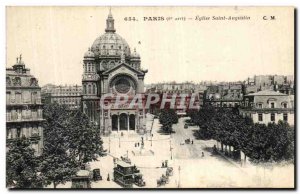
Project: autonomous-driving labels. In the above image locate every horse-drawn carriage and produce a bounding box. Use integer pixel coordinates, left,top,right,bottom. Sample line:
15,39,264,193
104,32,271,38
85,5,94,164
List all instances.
166,167,173,176
134,174,146,187
185,138,191,144
121,156,131,164
157,174,169,187
92,168,102,181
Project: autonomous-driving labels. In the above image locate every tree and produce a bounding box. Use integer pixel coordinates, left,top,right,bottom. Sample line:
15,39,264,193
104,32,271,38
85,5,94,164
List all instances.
159,109,178,133
6,137,43,188
41,103,78,188
41,103,107,188
192,105,294,164
68,110,106,167
284,122,294,161
238,121,294,164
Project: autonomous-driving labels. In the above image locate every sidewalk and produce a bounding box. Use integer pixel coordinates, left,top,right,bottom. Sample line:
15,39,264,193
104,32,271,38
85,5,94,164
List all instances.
214,149,248,174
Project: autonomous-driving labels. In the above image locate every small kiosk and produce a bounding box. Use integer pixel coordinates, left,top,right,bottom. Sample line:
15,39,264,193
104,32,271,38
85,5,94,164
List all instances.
71,170,91,188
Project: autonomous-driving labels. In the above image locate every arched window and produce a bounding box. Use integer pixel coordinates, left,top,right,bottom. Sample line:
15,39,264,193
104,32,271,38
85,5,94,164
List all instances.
83,85,87,94
93,84,96,94
88,85,91,94
88,64,91,72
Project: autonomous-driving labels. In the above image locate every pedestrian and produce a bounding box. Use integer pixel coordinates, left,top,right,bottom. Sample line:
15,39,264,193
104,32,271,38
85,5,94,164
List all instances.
162,161,165,168
138,142,140,147
213,145,217,153
135,143,137,147
107,173,110,181
202,152,205,157
191,140,193,144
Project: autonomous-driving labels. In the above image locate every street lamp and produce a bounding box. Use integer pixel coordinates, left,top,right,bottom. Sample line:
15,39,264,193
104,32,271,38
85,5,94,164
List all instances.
170,139,173,160
178,166,181,188
109,136,111,153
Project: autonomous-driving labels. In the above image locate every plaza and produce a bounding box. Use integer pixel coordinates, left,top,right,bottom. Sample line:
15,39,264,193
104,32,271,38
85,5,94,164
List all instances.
51,114,294,188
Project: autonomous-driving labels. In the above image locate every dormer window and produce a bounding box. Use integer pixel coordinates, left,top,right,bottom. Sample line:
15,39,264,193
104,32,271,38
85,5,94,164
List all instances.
282,103,287,108
270,102,275,108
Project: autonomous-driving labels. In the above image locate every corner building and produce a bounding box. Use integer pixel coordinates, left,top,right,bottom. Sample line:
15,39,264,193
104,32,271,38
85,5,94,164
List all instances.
6,56,44,155
82,10,148,135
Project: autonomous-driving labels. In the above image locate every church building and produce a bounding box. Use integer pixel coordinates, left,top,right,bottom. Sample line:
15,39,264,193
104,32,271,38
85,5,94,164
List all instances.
82,10,148,135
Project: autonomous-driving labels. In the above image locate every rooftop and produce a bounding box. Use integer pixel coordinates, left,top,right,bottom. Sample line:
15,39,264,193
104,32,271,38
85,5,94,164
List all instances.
246,90,287,96
116,160,133,168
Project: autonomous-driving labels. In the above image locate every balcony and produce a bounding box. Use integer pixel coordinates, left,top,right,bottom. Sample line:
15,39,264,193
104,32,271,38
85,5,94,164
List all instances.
6,102,43,107
7,135,41,143
240,107,294,113
6,118,45,123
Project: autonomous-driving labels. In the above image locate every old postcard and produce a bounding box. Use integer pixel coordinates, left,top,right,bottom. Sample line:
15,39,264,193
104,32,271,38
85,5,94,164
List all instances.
6,6,295,189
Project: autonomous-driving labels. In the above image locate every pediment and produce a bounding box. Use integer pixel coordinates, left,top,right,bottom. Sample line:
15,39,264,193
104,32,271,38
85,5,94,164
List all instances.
102,62,145,76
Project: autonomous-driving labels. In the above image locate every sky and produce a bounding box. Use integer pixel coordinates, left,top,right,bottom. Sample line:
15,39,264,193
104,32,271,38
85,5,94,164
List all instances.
6,6,294,86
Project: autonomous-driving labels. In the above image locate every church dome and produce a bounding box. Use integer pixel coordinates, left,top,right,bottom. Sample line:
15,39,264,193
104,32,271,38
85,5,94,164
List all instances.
91,33,131,58
90,10,131,58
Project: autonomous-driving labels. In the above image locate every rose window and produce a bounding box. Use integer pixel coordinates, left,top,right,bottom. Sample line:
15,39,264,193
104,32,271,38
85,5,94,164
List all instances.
115,78,131,93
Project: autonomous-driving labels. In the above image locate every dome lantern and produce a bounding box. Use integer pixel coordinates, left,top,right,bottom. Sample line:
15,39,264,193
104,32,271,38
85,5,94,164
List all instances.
90,9,132,60
105,8,116,33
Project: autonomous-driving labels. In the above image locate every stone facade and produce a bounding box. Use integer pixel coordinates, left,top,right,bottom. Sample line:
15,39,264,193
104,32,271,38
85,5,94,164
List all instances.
204,83,244,108
6,56,44,155
240,90,294,126
145,82,202,115
82,10,148,135
41,84,82,110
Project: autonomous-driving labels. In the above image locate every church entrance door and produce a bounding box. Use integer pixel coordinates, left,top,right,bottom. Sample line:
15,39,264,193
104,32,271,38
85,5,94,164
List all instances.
129,114,135,130
112,115,118,131
119,113,128,131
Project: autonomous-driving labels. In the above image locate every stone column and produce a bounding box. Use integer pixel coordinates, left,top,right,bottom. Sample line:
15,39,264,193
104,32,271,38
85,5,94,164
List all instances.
101,107,104,135
135,112,138,133
118,114,120,133
127,113,130,132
